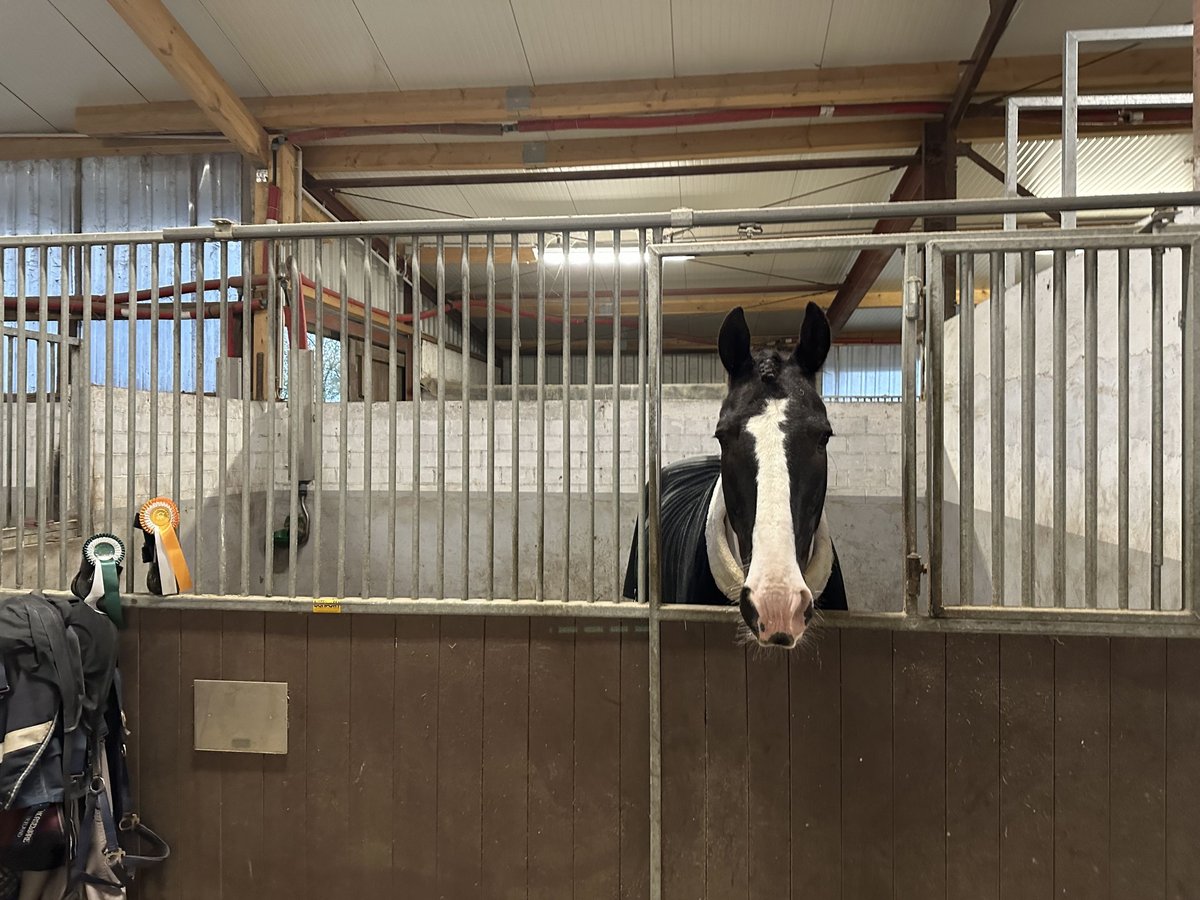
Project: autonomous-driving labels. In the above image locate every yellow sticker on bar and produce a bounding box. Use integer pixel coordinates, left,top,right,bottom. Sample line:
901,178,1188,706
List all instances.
312,600,343,614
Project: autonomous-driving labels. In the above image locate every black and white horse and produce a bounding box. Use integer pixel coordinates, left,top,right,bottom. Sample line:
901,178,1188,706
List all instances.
623,301,847,648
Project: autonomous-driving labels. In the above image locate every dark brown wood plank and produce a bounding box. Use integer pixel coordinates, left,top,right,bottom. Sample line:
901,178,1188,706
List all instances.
528,618,575,900
661,621,706,900
262,612,309,897
178,611,223,900
892,632,947,900
305,613,353,895
394,617,440,895
619,619,650,900
705,623,749,899
574,620,622,898
998,634,1054,900
840,629,894,900
791,630,841,899
349,614,398,895
1166,639,1200,899
133,610,181,900
436,616,485,900
481,617,530,900
1110,637,1166,900
747,638,791,900
218,612,265,897
1053,637,1110,898
946,633,1000,900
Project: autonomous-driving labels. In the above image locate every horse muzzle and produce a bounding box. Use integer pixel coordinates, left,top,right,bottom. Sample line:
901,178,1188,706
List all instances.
739,580,813,649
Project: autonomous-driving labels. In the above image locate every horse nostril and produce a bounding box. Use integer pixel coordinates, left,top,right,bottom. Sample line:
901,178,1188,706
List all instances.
739,591,760,634
769,633,792,646
803,602,814,625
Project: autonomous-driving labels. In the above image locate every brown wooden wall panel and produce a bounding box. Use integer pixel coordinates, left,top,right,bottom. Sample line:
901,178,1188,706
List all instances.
946,634,1000,900
218,613,265,898
840,629,893,900
704,623,750,899
348,615,397,895
1166,640,1200,899
393,617,440,894
574,621,622,898
746,648,790,900
123,613,1200,900
177,611,223,900
481,617,531,900
261,612,309,899
619,621,650,900
998,635,1054,900
790,630,842,898
661,621,706,900
528,618,576,900
436,616,486,899
1053,638,1111,898
892,632,947,900
304,614,352,894
1110,638,1166,899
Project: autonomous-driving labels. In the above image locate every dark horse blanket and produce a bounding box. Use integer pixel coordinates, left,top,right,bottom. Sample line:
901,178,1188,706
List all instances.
622,455,847,608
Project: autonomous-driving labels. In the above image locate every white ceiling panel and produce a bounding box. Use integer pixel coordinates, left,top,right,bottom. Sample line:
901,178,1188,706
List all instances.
996,0,1190,58
562,176,682,214
0,0,145,130
0,85,52,133
455,181,578,217
343,184,475,219
820,0,982,67
671,0,834,75
509,0,674,83
352,0,531,88
193,0,397,95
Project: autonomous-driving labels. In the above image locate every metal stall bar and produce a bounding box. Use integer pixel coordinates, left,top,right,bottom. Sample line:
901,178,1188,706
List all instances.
901,243,921,615
1084,249,1098,607
194,243,206,591
264,243,277,595
612,230,623,603
509,234,519,602
313,249,327,598
461,233,472,601
436,236,447,601
1117,249,1130,609
644,244,665,900
485,234,496,602
1020,251,1035,607
286,250,301,600
1052,250,1067,607
561,230,571,603
0,247,6,585
1186,242,1199,614
989,251,1005,605
587,230,597,602
535,232,546,602
57,241,69,588
363,240,375,600
35,246,48,587
239,241,252,595
928,244,947,615
411,237,422,603
387,238,399,599
959,252,974,606
1151,246,1164,610
637,229,653,608
338,240,350,598
125,243,138,593
171,243,181,530
104,245,116,534
1062,24,1193,229
218,241,230,596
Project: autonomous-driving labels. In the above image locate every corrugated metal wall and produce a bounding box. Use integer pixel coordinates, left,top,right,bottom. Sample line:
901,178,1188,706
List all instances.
1,154,244,393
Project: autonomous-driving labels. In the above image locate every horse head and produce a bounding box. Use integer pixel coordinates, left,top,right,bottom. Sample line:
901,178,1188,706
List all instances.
712,301,835,649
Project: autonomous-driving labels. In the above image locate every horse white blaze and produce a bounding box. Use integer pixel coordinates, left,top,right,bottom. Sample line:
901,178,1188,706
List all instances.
743,398,812,642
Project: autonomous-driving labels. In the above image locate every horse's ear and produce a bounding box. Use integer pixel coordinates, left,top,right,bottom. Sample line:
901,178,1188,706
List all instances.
792,301,831,377
718,307,753,378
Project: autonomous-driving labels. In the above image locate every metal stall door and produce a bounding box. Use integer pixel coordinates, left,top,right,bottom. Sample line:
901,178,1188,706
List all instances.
921,229,1200,623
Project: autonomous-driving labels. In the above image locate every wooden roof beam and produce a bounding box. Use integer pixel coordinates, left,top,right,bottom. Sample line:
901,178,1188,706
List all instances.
75,46,1190,138
105,0,270,164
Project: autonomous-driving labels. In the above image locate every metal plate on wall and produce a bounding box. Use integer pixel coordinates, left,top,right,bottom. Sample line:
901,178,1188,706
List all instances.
194,680,288,754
